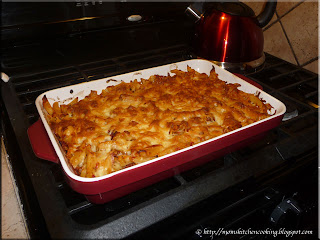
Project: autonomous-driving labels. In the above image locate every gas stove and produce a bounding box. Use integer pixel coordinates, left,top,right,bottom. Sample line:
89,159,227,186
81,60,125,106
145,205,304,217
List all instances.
1,2,318,239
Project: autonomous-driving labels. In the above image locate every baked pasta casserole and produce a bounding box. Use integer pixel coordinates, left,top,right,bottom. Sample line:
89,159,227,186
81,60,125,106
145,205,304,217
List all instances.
43,66,273,178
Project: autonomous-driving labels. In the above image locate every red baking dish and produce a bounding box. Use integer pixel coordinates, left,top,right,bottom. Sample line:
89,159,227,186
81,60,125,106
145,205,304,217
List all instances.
29,59,286,204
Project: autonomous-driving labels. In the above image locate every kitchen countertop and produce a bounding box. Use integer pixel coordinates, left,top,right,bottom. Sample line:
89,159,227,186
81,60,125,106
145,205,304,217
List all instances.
1,137,29,239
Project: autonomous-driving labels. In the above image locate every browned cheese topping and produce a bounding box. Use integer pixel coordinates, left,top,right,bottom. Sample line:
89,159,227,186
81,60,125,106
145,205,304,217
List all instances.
43,66,273,178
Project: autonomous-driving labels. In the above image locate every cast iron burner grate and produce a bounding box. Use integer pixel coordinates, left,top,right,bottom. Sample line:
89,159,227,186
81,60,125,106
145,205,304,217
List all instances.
1,48,318,239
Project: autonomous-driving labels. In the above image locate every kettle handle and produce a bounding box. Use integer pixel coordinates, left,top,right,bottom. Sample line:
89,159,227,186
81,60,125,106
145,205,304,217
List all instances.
256,1,277,28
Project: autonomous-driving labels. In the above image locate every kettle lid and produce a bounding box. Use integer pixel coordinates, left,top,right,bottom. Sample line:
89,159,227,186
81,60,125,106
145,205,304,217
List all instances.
211,2,255,17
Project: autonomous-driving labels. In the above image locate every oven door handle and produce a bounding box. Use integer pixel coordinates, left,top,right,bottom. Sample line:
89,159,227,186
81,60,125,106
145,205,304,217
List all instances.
27,119,59,163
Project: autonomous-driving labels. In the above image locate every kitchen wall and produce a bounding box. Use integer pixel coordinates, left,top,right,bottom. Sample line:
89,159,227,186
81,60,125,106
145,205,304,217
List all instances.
243,0,319,74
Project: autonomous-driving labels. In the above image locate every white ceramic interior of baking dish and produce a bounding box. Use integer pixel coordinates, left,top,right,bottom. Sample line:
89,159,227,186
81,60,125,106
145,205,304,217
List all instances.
35,59,286,182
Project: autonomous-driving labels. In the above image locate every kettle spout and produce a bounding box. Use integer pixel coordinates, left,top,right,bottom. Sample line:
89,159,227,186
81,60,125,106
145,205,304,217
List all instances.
185,2,205,22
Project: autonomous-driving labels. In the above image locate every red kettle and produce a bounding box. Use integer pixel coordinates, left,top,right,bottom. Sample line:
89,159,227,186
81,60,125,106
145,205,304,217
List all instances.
186,1,277,72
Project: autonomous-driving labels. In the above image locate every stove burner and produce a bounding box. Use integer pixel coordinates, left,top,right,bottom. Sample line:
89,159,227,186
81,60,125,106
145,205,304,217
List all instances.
282,109,299,121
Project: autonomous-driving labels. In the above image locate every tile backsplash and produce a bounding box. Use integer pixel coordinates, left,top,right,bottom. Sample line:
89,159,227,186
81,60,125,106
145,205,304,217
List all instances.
243,0,319,74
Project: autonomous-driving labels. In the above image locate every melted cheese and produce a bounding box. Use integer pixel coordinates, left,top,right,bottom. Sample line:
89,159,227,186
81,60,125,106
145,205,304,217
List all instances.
43,66,272,178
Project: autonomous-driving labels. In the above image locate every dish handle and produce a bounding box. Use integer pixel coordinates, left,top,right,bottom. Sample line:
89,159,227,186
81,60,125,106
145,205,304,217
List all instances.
27,119,59,163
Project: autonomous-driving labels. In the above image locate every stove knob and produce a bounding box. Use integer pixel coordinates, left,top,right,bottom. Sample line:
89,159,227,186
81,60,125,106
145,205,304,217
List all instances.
270,197,302,227
1,72,10,82
127,15,142,22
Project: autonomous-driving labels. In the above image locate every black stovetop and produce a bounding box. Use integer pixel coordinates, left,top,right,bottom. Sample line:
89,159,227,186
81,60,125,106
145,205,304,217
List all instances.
1,40,318,239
